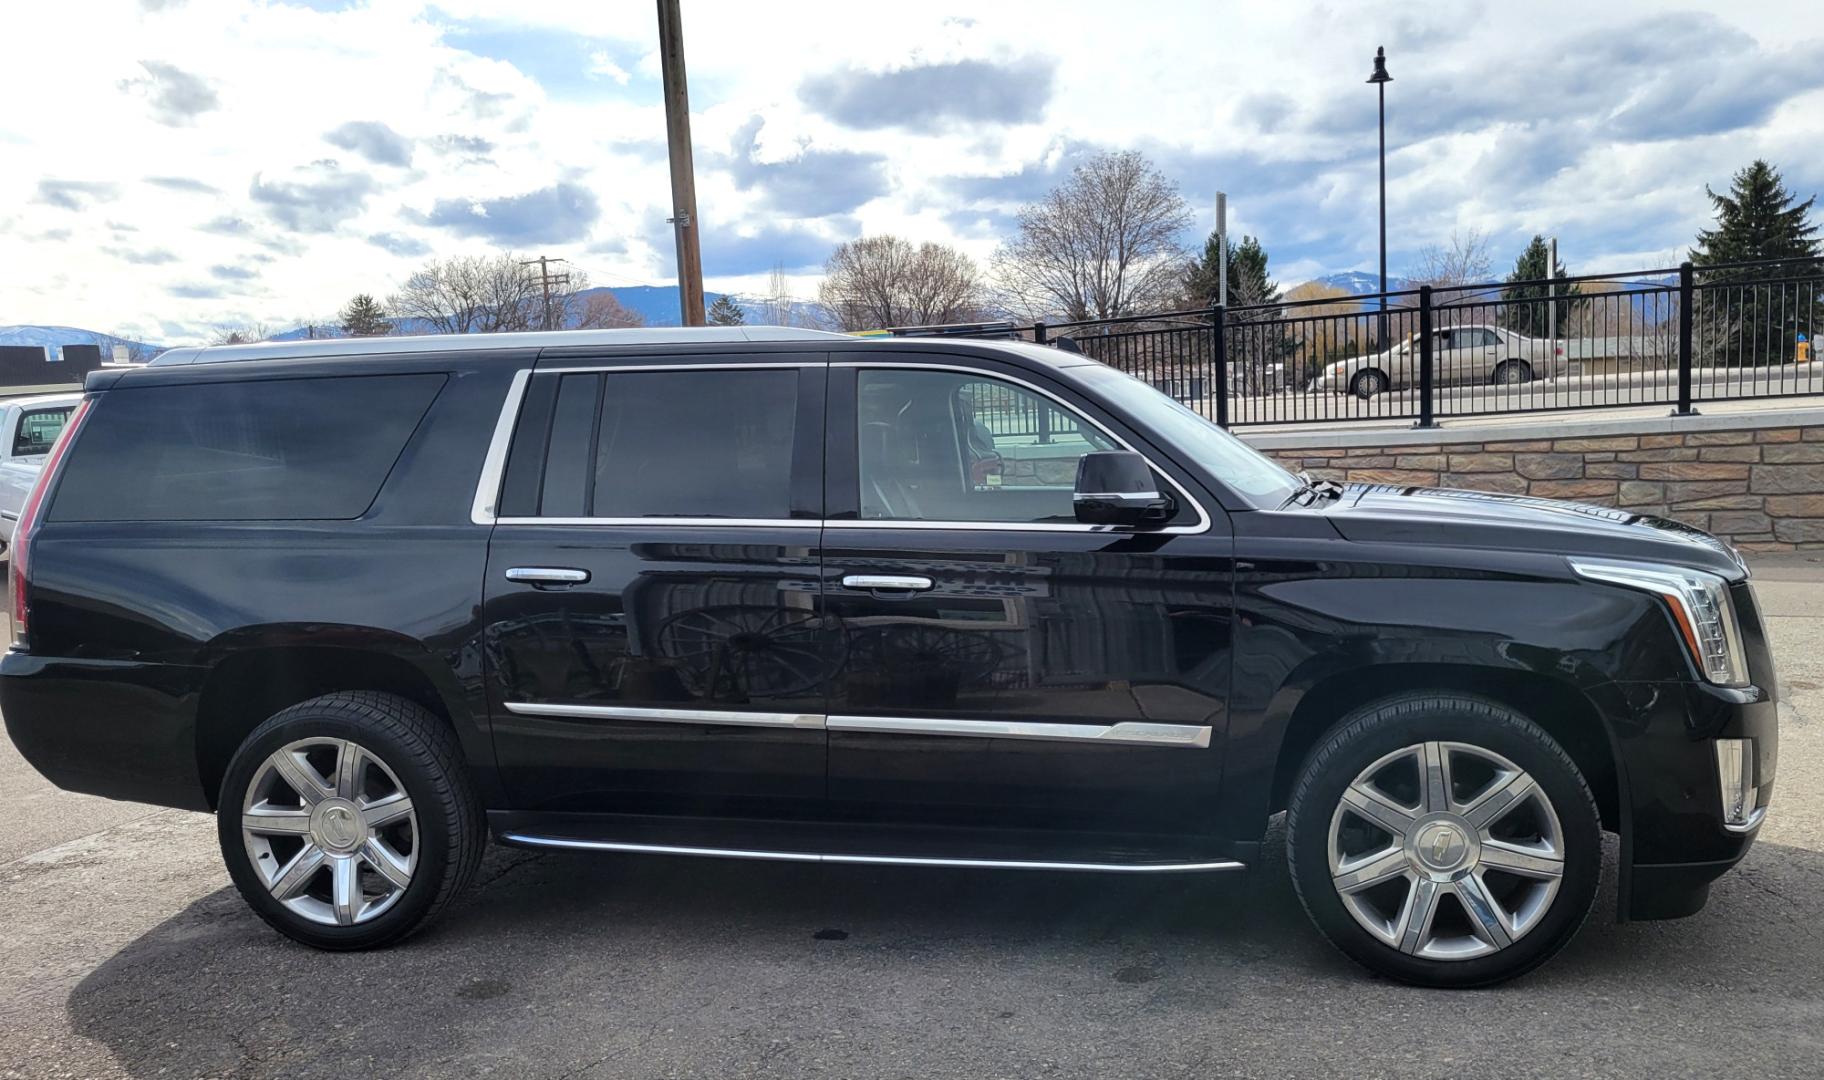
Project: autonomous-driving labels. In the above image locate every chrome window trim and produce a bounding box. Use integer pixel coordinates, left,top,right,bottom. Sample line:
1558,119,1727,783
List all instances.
471,358,1217,536
498,835,1245,873
836,360,1211,535
470,367,533,525
502,701,825,729
827,714,1211,749
531,361,822,374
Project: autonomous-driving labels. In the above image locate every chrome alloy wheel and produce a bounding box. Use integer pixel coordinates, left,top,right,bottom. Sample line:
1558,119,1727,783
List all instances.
1327,741,1565,961
240,738,418,927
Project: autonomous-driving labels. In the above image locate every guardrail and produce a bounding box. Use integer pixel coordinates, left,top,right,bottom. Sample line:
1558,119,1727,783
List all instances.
903,256,1824,428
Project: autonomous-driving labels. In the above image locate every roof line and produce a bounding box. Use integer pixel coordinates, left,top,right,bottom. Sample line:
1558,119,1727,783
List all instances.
149,325,850,366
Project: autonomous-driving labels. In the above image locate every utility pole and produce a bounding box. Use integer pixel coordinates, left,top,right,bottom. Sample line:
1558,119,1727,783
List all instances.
521,255,572,331
657,0,706,326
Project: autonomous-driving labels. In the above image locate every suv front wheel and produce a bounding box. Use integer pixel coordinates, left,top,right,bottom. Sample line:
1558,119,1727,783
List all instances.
217,692,485,950
1286,692,1601,987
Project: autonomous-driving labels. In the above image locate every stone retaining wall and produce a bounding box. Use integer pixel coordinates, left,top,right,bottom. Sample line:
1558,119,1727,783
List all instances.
1242,413,1824,550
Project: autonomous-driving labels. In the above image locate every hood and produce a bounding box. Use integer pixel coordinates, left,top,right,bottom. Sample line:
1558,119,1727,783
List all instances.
1318,483,1747,579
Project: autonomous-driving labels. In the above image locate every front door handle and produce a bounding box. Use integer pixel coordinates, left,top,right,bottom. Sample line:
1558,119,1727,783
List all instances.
505,567,591,587
841,574,935,592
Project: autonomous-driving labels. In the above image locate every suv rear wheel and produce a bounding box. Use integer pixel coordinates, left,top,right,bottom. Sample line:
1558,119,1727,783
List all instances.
1286,692,1600,987
217,691,484,950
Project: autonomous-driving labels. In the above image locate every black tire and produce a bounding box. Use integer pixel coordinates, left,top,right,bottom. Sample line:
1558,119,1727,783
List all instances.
1493,358,1534,385
1350,369,1388,399
1286,692,1600,988
217,691,485,950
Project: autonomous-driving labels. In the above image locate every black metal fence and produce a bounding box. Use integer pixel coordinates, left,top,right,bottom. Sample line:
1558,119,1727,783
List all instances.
902,256,1824,429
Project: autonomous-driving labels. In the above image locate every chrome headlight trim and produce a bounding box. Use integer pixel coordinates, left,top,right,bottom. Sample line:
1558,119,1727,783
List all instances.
1569,557,1748,687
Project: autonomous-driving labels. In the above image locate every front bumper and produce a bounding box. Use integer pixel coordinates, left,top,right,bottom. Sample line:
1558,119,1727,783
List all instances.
1604,676,1778,921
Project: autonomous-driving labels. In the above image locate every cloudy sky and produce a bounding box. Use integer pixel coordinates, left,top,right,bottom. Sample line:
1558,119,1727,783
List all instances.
3,0,1822,344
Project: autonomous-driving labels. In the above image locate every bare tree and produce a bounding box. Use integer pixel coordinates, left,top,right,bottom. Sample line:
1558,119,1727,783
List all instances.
754,264,819,327
991,151,1192,321
387,252,544,334
817,235,985,331
210,321,275,345
1409,228,1495,329
574,290,645,329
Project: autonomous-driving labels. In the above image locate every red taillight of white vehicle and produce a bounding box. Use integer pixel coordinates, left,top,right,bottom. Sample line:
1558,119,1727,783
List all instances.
12,397,91,647
1555,345,1564,356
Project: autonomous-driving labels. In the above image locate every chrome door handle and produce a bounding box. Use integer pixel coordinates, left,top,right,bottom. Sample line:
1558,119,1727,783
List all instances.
841,574,934,592
505,567,591,586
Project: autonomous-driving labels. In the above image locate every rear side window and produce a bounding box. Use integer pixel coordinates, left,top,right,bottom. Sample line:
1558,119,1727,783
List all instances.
12,406,73,456
504,367,799,519
49,374,444,522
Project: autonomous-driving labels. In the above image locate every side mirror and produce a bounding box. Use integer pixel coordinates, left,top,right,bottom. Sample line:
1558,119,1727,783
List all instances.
1073,451,1174,528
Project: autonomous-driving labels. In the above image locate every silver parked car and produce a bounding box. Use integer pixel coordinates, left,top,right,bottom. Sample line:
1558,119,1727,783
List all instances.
1314,325,1566,398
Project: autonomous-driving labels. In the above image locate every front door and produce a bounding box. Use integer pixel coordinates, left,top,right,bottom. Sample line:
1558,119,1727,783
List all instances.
819,360,1235,843
481,356,834,819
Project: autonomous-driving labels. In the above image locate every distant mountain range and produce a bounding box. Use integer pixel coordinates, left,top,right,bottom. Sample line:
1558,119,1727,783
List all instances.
1312,271,1415,296
4,270,1681,358
268,286,826,342
0,324,163,360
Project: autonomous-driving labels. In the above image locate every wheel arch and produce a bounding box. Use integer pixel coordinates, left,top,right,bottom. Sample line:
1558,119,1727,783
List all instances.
1266,663,1622,833
194,632,483,810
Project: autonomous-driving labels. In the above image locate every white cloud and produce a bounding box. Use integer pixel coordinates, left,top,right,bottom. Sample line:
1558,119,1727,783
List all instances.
588,51,631,85
1,0,1822,343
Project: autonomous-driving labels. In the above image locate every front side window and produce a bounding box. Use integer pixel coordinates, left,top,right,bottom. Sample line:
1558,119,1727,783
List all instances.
11,406,73,457
856,368,1117,524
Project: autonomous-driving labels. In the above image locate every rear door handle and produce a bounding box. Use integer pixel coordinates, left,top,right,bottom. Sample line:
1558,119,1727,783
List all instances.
841,574,934,592
505,567,591,587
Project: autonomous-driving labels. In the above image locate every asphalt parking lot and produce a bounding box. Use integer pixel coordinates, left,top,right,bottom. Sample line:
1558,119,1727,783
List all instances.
2,555,1822,1080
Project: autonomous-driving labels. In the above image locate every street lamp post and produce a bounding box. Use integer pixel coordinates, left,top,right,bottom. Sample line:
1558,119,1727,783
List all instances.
1367,45,1391,350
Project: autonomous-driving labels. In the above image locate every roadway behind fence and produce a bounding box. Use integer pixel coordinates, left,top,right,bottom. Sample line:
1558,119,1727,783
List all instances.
899,255,1824,429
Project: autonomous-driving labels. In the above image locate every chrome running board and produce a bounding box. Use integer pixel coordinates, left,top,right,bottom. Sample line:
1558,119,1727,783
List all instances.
498,833,1246,873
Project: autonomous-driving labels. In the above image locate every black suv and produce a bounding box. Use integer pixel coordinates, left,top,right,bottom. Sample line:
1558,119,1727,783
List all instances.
0,328,1777,987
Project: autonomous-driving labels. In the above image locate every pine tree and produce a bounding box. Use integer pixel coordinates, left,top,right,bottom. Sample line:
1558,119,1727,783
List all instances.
1182,233,1281,314
1690,161,1821,364
339,293,391,337
1497,236,1582,338
707,294,746,326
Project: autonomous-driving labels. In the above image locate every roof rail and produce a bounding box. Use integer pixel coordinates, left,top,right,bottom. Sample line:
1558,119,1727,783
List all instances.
149,325,849,366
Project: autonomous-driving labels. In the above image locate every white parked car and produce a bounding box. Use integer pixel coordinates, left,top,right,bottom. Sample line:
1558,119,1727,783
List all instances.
1314,325,1567,398
0,393,82,554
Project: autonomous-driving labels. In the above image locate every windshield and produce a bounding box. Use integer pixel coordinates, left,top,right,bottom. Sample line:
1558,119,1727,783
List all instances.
1068,364,1302,506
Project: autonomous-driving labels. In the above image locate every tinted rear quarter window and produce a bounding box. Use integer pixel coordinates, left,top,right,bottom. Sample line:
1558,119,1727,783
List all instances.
50,373,445,521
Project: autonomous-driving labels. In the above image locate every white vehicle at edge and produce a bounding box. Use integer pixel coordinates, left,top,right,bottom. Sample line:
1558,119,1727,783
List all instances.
1314,324,1567,398
0,393,82,555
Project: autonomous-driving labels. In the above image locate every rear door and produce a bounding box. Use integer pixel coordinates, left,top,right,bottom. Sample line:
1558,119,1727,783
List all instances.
480,355,834,820
818,358,1236,843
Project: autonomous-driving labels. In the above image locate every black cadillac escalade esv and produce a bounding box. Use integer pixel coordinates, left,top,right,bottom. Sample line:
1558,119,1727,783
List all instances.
0,327,1778,987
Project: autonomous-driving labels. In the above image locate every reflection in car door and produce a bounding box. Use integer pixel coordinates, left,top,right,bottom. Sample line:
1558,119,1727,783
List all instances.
818,359,1237,848
481,356,836,821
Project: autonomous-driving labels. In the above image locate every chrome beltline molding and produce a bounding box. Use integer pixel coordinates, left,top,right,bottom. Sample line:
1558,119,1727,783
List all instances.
498,834,1245,873
500,701,1211,748
826,714,1212,748
501,702,824,729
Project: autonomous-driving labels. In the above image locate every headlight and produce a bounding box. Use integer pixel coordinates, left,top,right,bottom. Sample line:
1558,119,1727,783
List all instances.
1569,558,1748,686
1326,361,1349,376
